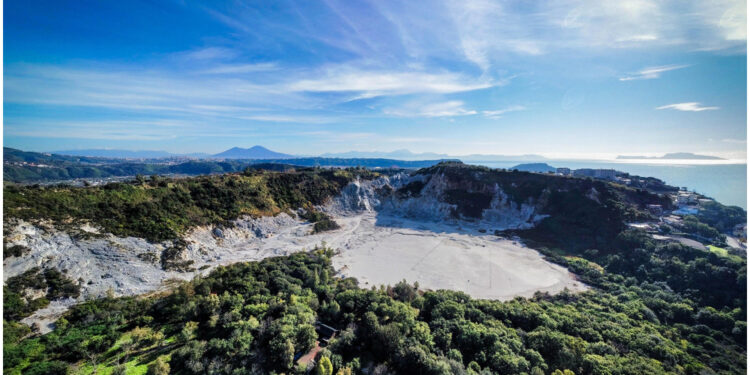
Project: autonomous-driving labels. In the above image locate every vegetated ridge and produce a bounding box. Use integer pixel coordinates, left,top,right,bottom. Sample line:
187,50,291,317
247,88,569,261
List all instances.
3,147,453,183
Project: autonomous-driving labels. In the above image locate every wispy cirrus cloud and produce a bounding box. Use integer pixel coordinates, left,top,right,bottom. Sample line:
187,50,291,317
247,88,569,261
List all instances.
203,0,746,74
295,130,376,141
5,63,497,113
482,105,526,119
721,138,747,144
4,119,193,140
174,46,239,61
384,100,477,117
656,102,720,111
287,68,498,98
201,63,279,75
619,64,689,81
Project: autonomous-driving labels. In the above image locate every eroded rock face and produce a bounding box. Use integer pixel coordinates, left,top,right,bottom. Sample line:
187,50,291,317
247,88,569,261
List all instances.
327,172,546,229
4,220,171,298
481,186,548,229
3,214,307,316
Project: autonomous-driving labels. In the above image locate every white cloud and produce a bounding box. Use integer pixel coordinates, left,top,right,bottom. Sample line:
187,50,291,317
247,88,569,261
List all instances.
200,0,746,77
201,63,278,74
297,130,376,141
619,64,688,81
615,34,658,42
444,0,546,70
384,100,477,117
554,0,746,51
177,47,239,61
721,138,747,144
656,102,720,111
287,68,497,97
386,137,443,143
701,0,747,42
4,119,193,140
5,63,496,118
482,105,526,118
236,114,335,124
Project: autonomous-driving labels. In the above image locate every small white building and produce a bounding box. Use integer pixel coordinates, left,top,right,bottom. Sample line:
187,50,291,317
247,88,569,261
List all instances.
675,191,698,206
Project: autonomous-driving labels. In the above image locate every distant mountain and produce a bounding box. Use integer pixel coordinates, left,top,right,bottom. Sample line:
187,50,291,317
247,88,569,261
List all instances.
511,163,556,173
213,146,295,159
617,152,725,160
53,149,176,159
322,149,546,162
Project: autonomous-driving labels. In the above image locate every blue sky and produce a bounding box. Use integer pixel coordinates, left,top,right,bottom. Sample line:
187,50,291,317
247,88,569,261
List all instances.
4,0,747,159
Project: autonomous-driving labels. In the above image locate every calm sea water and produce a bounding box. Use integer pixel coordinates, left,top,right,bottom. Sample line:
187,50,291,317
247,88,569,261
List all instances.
475,161,747,210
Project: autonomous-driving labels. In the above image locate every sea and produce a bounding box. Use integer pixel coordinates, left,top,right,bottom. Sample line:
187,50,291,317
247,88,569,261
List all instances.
474,160,747,210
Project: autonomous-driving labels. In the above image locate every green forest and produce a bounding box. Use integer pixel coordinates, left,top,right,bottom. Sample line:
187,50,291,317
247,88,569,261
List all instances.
4,247,745,375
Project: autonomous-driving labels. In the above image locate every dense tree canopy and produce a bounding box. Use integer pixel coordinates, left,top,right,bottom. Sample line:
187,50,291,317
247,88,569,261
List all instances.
4,248,745,374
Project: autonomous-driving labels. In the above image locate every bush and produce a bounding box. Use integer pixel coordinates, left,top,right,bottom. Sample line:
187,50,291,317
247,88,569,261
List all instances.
313,218,340,233
3,244,30,259
147,356,170,375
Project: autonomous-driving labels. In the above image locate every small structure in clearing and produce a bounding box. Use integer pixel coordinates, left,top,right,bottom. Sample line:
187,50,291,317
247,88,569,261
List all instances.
296,322,339,370
316,321,338,345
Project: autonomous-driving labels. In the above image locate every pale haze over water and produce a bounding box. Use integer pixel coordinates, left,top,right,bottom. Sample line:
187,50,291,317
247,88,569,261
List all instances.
479,161,747,209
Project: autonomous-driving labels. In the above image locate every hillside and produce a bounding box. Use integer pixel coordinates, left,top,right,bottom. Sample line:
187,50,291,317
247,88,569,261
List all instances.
3,148,453,183
4,168,373,242
3,147,126,165
3,162,746,375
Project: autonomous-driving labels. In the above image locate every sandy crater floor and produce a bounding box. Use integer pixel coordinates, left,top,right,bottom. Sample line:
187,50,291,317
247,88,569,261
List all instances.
10,211,587,332
327,213,587,299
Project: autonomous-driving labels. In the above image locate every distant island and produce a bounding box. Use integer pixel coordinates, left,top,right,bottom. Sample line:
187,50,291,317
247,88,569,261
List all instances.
617,152,725,160
510,162,556,173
